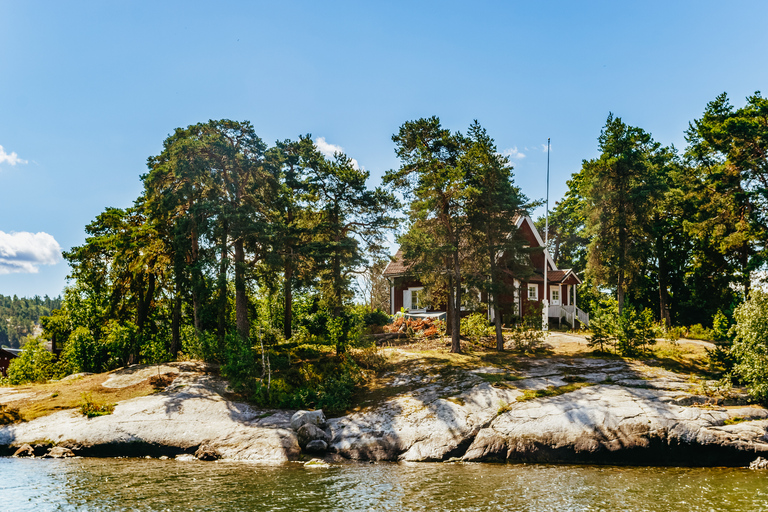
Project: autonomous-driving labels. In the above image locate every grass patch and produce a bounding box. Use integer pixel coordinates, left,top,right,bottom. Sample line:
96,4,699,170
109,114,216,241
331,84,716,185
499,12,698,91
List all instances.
478,372,523,384
645,340,713,378
78,392,115,418
0,404,23,425
3,372,157,421
517,382,594,402
724,416,753,425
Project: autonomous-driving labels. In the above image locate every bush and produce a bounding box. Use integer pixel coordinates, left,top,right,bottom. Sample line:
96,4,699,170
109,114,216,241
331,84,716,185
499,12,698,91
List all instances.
79,392,115,418
585,300,656,356
460,313,493,345
6,336,57,385
508,306,547,353
363,309,390,327
731,291,768,402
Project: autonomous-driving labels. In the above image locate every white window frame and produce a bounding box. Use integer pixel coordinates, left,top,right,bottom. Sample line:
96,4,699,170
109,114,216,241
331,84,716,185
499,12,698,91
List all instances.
403,287,425,312
527,284,538,301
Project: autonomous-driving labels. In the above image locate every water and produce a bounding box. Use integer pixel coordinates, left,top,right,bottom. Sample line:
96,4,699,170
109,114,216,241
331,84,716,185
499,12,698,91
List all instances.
2,457,767,511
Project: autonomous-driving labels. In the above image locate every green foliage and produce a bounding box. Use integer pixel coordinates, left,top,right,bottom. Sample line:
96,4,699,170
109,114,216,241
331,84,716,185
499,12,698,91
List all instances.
6,336,57,385
708,310,735,374
509,305,547,353
179,326,220,362
712,310,732,343
731,291,768,402
586,299,656,356
59,326,106,374
362,309,390,327
78,392,115,418
586,306,616,353
0,294,62,348
460,313,493,344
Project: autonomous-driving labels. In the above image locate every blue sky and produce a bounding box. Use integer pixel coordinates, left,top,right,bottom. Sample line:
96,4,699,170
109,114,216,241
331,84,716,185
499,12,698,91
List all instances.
1,1,767,298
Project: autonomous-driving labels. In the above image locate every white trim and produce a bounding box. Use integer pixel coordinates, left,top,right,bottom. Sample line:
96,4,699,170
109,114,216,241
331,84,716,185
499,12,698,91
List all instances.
390,282,395,314
404,286,426,312
550,287,560,306
527,283,538,301
516,215,558,271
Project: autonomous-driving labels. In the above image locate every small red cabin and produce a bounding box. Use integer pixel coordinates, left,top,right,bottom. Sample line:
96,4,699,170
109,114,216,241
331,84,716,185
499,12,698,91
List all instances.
0,348,21,377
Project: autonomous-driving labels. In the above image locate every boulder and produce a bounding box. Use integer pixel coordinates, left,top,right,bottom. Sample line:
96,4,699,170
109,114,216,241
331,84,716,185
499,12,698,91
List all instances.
291,410,326,431
195,444,219,461
297,423,330,449
750,456,768,469
44,446,75,458
305,440,328,453
12,444,34,457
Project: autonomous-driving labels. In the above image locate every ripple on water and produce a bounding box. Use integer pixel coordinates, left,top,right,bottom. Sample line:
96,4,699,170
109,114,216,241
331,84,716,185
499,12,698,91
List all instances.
1,458,767,512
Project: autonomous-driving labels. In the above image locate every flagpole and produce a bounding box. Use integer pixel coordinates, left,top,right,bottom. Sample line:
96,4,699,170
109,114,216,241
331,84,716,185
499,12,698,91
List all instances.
543,138,550,331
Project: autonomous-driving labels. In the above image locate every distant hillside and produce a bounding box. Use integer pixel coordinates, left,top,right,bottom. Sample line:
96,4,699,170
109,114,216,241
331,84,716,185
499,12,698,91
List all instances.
0,294,62,348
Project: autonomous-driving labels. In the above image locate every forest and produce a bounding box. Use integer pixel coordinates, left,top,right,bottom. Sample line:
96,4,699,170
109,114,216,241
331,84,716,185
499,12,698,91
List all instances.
0,294,61,348
5,91,768,406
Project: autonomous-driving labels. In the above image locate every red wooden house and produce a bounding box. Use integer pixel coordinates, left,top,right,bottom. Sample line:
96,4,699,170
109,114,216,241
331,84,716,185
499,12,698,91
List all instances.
382,215,589,328
0,348,21,377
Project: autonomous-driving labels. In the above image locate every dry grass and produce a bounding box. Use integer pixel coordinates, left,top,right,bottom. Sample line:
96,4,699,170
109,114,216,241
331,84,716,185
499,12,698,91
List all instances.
517,382,594,401
3,372,157,422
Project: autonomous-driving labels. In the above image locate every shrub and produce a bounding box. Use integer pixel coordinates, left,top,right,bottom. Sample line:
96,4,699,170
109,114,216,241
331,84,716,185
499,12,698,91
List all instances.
509,307,547,353
363,309,390,327
585,301,656,356
180,326,220,362
731,291,768,402
460,313,493,345
6,336,57,385
79,392,115,418
687,324,714,341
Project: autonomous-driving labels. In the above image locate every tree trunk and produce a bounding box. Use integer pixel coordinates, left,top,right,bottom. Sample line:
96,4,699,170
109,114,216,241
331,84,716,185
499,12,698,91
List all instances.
234,238,248,340
283,256,293,340
218,223,228,346
489,256,504,351
617,271,625,315
190,228,202,334
656,233,671,328
446,275,453,336
451,250,462,354
171,291,181,357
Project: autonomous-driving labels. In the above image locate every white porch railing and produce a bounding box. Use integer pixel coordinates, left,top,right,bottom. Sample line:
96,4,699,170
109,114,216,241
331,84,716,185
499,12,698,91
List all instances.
549,304,589,328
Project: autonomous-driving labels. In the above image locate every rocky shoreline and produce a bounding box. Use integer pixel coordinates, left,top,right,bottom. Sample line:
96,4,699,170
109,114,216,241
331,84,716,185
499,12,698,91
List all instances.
2,355,768,466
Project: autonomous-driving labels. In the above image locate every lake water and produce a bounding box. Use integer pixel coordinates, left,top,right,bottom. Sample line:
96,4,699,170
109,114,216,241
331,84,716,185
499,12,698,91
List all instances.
2,457,767,511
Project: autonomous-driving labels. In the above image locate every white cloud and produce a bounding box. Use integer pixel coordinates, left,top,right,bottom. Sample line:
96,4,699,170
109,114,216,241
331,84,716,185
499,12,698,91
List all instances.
0,145,27,166
541,143,552,153
0,231,62,274
502,146,526,159
314,137,361,170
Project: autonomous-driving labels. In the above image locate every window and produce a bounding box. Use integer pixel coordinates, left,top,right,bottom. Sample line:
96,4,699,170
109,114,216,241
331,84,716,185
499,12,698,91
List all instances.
527,284,538,300
411,288,424,310
404,287,425,311
551,289,560,305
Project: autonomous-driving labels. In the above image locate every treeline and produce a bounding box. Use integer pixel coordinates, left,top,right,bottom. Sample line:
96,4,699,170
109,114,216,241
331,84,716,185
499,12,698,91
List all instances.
38,116,537,382
42,120,399,376
0,294,62,347
541,92,768,329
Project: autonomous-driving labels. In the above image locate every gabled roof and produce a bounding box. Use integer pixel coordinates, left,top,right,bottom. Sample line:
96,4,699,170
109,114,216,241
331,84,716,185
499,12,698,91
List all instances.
383,249,410,277
527,269,581,284
383,214,561,278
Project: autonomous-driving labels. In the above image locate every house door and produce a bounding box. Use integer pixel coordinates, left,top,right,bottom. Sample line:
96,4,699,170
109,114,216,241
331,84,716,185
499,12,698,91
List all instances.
550,288,560,306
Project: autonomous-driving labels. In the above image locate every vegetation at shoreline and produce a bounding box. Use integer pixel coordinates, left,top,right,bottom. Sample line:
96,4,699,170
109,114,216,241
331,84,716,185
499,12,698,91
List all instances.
3,90,768,408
